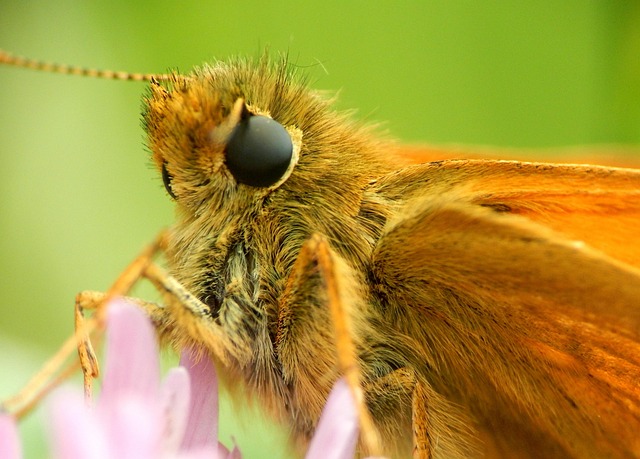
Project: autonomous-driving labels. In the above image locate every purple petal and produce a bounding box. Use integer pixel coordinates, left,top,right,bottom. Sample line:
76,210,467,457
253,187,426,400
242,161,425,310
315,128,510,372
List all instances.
48,388,109,459
0,413,22,459
178,349,219,452
305,378,359,459
159,367,191,454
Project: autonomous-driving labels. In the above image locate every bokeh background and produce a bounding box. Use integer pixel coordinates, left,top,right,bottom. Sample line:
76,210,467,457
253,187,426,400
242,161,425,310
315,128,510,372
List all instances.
1,1,638,457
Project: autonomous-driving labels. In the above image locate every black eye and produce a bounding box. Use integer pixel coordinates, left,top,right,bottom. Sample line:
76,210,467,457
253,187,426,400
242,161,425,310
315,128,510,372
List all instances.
161,162,177,199
225,115,293,187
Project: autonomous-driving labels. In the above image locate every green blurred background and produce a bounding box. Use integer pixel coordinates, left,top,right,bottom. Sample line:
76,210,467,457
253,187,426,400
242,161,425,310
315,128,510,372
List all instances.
0,1,638,457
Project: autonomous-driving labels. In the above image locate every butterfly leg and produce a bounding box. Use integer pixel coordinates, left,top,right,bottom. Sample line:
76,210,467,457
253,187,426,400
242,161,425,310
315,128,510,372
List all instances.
75,249,231,399
74,231,168,396
3,294,169,417
412,379,431,459
360,366,434,459
75,290,177,386
2,231,169,416
141,262,231,361
276,233,382,456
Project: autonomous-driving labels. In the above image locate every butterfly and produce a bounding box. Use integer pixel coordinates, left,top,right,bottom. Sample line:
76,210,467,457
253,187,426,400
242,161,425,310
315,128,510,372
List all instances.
2,50,639,458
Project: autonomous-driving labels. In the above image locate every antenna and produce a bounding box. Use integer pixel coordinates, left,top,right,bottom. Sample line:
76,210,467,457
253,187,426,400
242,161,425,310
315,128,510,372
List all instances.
0,48,171,81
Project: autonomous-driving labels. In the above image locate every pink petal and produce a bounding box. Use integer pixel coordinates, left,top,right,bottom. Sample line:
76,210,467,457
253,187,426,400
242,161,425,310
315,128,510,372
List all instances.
173,450,226,459
106,396,165,459
0,412,22,459
98,299,164,458
217,443,232,458
305,378,359,459
178,349,219,452
225,445,243,459
48,388,109,459
100,299,161,405
159,367,191,454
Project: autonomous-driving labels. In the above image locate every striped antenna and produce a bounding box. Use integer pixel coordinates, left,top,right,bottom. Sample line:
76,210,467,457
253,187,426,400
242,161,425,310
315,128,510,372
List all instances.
0,48,171,81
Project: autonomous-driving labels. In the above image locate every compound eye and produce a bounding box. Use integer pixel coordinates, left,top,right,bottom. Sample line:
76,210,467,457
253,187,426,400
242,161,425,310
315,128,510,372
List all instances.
161,161,177,199
225,115,293,187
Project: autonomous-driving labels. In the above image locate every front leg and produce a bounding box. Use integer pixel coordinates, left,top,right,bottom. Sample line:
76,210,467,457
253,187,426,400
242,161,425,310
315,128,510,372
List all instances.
275,234,382,456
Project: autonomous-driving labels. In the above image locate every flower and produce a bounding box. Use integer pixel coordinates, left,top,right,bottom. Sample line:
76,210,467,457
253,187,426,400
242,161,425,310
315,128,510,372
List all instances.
306,378,388,459
1,299,387,459
0,410,21,459
47,299,238,459
306,377,359,459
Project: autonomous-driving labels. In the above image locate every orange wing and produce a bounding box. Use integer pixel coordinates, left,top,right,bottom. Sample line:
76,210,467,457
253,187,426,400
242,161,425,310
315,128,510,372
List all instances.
380,157,640,267
394,144,640,168
370,159,640,458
